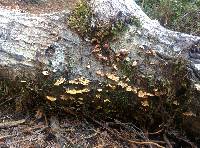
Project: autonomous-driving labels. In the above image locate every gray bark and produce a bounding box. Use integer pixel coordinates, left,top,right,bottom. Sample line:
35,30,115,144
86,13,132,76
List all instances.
0,0,199,80
0,8,105,80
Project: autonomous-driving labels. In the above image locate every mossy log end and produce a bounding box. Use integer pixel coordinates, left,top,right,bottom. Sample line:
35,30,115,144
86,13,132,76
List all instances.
0,0,200,137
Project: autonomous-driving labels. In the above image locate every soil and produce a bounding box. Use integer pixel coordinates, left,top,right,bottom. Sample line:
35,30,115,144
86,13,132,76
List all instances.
0,103,133,147
0,0,79,14
1,100,199,147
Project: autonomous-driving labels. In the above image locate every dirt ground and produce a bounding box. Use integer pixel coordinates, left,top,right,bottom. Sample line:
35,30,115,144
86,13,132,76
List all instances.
0,102,167,148
0,0,79,13
0,103,130,148
1,100,199,148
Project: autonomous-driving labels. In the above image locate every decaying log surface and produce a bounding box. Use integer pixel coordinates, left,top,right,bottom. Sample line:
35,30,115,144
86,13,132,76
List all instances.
0,0,200,137
0,0,199,80
91,0,200,70
0,7,105,80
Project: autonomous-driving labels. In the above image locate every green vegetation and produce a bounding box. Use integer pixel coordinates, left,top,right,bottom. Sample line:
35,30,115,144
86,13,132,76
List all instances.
68,0,93,39
136,0,200,35
68,0,141,43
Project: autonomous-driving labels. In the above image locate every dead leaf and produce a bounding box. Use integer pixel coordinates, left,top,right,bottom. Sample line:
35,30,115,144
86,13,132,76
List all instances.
146,93,154,96
117,81,128,88
86,64,91,69
125,57,130,62
107,84,116,89
96,106,102,109
96,94,101,98
125,78,130,82
126,86,133,91
138,90,154,98
97,89,102,92
173,100,179,105
78,98,84,101
112,64,118,70
132,86,138,94
60,95,75,100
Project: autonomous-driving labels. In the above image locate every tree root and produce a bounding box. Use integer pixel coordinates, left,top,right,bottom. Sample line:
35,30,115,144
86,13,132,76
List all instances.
86,115,165,148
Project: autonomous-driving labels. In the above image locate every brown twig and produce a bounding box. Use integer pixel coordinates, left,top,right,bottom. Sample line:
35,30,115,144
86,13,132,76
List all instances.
0,119,26,128
60,135,75,146
151,140,175,145
87,116,165,148
113,119,148,141
33,125,48,134
0,97,14,106
163,134,173,148
173,135,197,148
7,137,39,145
147,129,164,135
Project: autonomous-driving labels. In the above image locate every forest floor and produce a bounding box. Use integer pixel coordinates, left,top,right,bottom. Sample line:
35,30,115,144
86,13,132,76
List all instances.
0,102,170,148
0,101,199,148
0,0,78,14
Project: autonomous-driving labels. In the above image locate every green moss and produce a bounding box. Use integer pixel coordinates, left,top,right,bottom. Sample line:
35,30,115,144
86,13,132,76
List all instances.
129,17,141,28
68,0,93,39
68,0,140,43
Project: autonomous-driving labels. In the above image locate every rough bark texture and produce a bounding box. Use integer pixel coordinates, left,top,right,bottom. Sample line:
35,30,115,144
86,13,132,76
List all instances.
0,0,200,136
0,8,106,81
0,0,199,79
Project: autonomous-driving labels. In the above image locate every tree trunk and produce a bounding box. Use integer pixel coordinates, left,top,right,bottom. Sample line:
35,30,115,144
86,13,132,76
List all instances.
0,0,199,79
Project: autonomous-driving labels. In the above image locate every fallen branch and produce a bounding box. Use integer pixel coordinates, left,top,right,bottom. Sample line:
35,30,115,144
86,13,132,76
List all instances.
0,97,14,107
86,116,165,148
147,129,164,135
0,119,26,128
163,134,173,148
171,133,197,148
